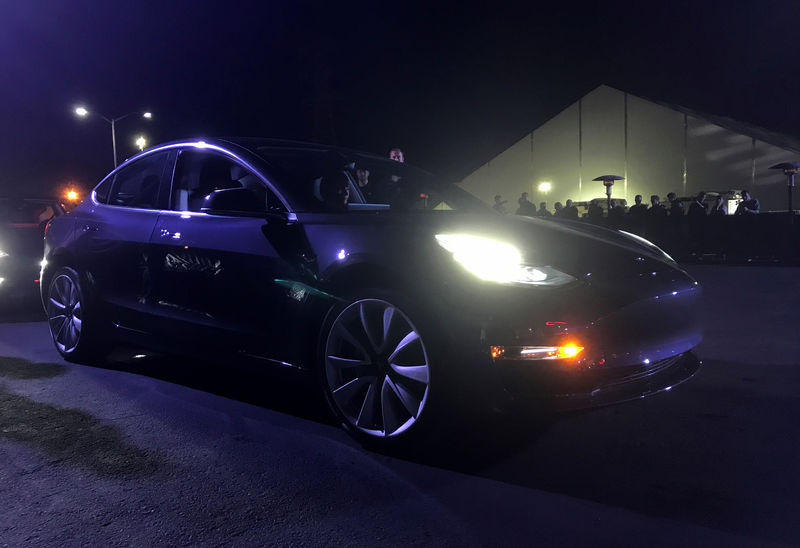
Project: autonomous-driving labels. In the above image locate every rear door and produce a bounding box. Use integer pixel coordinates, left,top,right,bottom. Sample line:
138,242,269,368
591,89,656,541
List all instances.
76,150,172,330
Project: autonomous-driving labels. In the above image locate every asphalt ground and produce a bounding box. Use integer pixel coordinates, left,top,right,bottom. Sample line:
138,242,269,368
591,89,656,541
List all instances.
0,265,798,547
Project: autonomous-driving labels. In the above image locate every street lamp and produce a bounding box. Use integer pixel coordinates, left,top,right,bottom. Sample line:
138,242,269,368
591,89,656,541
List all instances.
73,105,153,167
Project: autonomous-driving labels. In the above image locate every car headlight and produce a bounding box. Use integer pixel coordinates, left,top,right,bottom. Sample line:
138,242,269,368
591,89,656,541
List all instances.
618,230,676,264
435,234,575,286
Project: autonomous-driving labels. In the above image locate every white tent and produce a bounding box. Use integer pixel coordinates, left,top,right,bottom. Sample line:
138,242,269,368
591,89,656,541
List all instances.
459,85,800,213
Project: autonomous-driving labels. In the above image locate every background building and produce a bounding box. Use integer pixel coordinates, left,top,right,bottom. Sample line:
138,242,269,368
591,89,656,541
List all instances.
459,85,800,213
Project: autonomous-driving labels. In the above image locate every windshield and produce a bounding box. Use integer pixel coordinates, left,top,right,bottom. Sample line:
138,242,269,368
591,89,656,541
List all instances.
253,146,489,214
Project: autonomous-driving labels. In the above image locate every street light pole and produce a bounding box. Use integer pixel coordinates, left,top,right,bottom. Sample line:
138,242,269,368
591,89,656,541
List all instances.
74,106,152,167
111,117,117,167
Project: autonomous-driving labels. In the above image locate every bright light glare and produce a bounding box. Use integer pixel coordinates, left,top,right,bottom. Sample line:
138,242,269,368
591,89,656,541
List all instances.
0,250,8,258
337,249,346,260
66,190,79,201
557,345,583,359
435,234,522,283
538,182,552,193
135,135,147,150
75,106,88,117
435,234,574,286
143,112,152,119
497,344,584,360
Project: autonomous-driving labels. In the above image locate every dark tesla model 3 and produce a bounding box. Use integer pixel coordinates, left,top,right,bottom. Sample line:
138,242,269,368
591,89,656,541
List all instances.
41,138,701,444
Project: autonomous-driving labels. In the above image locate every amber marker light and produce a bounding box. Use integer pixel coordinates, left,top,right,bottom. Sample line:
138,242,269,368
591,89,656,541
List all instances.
556,344,584,359
66,189,79,201
490,346,505,359
492,343,585,361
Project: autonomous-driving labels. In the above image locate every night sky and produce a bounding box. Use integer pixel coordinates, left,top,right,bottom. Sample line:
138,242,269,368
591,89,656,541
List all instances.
2,0,800,197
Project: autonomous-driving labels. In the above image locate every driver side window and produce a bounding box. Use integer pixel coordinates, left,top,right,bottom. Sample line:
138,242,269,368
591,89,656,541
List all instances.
171,149,268,213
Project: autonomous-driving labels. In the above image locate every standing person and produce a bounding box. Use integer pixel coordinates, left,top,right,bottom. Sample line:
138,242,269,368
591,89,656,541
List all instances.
607,199,625,229
381,147,405,202
516,192,536,216
735,190,760,214
627,194,648,217
648,195,667,217
627,194,648,235
708,194,728,257
563,199,579,220
666,192,685,256
536,202,552,217
688,191,707,217
667,192,684,217
687,191,708,257
389,148,404,163
587,199,603,224
646,195,668,245
710,194,727,216
492,195,508,214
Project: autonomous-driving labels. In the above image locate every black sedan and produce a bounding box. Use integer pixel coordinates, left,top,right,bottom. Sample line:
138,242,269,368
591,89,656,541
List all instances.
41,138,701,444
1,196,65,304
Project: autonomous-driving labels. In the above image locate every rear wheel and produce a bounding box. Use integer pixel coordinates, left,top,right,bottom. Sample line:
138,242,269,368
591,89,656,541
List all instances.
320,293,436,444
46,266,109,363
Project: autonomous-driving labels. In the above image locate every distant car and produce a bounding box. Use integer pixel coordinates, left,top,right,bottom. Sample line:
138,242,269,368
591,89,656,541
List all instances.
0,197,65,304
41,138,702,446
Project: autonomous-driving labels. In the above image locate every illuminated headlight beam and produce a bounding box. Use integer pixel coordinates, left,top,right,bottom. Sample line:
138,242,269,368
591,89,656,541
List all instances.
435,234,574,286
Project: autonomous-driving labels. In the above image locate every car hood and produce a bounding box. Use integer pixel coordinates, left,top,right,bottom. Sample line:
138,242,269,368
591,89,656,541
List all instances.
298,210,686,290
450,213,679,279
343,211,675,278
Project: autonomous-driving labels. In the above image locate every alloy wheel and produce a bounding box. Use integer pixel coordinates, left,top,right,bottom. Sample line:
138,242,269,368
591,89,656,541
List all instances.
325,298,431,438
47,272,83,354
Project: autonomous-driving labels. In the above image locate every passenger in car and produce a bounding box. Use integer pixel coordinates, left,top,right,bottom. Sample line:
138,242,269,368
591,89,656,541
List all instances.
355,167,373,201
319,172,350,211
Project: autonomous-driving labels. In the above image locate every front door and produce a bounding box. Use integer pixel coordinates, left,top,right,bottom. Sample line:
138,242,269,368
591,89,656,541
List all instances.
147,148,315,365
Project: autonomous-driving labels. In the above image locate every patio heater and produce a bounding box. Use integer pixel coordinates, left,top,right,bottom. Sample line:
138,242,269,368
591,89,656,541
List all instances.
769,161,799,220
592,175,624,213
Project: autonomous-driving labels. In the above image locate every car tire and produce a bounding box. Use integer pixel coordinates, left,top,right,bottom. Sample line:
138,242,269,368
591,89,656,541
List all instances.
318,289,448,448
45,266,110,363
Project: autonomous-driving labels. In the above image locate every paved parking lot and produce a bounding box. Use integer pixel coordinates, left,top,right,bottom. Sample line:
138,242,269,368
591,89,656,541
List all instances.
1,265,798,547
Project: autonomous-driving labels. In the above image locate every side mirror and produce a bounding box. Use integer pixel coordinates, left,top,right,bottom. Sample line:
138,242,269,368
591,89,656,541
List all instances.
201,187,264,217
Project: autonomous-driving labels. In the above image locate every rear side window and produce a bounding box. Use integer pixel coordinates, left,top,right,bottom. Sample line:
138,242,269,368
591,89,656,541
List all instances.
99,151,169,209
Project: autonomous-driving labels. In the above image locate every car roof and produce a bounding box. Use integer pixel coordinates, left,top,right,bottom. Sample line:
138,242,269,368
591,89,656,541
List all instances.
218,137,390,162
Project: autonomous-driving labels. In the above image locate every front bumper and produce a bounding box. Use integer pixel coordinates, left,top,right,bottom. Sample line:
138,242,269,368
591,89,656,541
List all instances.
494,350,700,411
440,266,703,411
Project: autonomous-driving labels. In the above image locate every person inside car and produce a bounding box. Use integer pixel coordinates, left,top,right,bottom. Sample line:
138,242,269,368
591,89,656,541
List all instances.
319,172,350,211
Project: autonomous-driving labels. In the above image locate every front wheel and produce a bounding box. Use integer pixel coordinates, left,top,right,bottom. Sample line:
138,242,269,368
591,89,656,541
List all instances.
320,294,436,443
46,266,109,363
